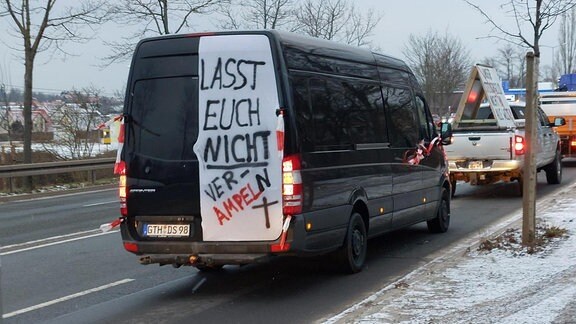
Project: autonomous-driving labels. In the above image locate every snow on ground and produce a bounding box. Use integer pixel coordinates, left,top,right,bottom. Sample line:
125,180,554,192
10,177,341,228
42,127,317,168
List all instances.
2,142,117,160
325,183,576,324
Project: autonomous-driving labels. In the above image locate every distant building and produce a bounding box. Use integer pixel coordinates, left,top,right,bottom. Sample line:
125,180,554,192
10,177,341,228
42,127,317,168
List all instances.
0,102,53,141
501,81,555,102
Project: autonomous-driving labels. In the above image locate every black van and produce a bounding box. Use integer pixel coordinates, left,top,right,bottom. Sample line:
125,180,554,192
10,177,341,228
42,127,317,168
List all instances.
117,30,452,273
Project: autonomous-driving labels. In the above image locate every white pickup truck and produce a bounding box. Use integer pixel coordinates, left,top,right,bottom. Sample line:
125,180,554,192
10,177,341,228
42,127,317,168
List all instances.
445,102,565,196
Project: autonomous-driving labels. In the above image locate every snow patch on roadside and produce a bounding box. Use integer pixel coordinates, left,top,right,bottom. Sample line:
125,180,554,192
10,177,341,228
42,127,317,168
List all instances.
328,191,576,324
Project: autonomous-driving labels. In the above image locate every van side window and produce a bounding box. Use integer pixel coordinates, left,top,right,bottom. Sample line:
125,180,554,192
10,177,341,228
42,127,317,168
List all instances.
384,86,419,147
346,82,387,144
307,77,388,150
291,76,314,152
415,95,435,140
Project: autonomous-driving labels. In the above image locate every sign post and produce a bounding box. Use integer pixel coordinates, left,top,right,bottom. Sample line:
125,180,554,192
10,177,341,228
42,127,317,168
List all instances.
523,52,537,245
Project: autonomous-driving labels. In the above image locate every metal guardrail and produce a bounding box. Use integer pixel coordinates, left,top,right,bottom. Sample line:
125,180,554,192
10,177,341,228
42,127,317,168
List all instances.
0,158,115,193
0,157,115,178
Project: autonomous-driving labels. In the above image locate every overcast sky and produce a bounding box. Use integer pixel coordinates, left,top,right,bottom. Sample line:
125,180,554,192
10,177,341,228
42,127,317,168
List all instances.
0,0,561,97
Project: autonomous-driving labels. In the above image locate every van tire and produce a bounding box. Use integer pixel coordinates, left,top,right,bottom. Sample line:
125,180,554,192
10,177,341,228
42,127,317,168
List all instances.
545,151,562,185
427,188,450,233
336,212,367,274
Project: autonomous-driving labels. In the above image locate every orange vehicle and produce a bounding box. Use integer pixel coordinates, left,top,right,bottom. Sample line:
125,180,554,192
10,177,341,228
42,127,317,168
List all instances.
539,91,576,158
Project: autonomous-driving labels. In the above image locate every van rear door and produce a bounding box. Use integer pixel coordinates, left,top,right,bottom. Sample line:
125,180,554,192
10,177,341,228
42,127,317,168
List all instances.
125,33,284,243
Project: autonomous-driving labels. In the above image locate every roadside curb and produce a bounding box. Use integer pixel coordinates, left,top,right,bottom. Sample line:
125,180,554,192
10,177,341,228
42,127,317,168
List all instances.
321,180,576,324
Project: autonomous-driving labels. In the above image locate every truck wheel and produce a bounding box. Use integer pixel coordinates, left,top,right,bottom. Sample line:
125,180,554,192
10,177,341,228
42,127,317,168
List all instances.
517,177,524,197
450,177,457,198
336,212,367,274
427,188,450,233
545,151,562,185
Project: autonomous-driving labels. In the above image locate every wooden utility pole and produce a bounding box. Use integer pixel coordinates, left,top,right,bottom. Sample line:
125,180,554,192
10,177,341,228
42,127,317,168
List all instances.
523,52,538,245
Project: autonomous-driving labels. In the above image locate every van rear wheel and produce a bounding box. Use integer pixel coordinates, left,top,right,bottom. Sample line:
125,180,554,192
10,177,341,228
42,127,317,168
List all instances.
336,212,367,274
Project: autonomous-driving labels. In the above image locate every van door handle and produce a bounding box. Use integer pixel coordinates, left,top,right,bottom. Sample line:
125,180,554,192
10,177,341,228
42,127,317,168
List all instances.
468,137,481,141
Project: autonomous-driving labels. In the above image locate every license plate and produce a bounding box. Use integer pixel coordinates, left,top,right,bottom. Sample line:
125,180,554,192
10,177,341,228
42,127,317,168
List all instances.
468,161,483,169
144,224,190,237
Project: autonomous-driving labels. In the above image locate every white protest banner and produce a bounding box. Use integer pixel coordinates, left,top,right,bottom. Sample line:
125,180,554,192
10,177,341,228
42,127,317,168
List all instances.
194,34,283,241
476,65,516,128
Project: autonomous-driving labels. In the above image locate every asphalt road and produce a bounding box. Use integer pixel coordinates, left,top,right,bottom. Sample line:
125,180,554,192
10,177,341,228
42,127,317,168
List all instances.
2,162,575,323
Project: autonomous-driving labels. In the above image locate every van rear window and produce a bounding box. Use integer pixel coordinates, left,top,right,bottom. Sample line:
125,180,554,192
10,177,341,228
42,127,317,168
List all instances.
130,77,198,160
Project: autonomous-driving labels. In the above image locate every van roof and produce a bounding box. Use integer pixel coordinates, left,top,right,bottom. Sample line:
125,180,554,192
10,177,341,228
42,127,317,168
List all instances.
135,30,411,74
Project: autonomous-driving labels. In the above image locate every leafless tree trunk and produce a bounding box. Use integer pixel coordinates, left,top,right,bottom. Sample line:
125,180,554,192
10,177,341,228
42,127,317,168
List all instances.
403,30,472,116
465,0,576,246
105,0,230,65
220,0,295,30
1,0,108,190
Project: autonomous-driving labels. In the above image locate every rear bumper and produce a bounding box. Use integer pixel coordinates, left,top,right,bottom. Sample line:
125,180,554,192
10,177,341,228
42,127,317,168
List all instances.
120,213,345,266
449,160,522,173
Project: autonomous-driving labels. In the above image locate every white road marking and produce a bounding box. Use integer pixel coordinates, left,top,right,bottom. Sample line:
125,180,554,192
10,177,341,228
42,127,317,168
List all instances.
0,229,120,256
6,187,116,203
2,278,135,319
192,278,207,294
83,200,118,207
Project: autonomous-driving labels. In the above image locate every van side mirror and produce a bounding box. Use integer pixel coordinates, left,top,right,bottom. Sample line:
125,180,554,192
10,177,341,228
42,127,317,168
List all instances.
440,122,453,145
552,117,566,127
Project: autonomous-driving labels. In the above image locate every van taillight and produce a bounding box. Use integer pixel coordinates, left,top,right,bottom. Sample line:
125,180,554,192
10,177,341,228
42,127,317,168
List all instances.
117,160,128,216
282,154,302,215
514,135,525,155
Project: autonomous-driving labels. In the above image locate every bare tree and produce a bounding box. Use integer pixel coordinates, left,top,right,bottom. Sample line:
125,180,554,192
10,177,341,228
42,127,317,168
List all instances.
0,0,108,189
220,0,295,30
44,87,105,160
295,0,382,47
557,7,576,75
343,6,381,47
403,30,472,116
105,0,230,64
498,45,525,87
482,44,526,87
465,0,576,246
466,1,576,70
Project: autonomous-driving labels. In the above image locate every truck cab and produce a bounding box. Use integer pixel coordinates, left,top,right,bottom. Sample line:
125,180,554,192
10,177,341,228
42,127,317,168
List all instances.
540,91,576,158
